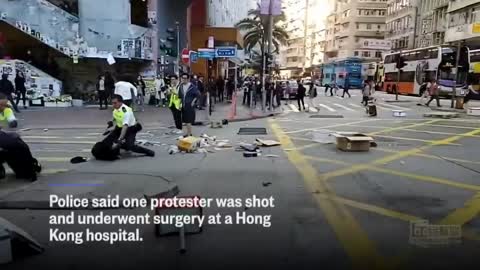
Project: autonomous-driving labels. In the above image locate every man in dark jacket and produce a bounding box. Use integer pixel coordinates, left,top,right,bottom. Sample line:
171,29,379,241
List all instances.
296,80,306,111
0,74,20,113
197,76,206,110
178,73,200,137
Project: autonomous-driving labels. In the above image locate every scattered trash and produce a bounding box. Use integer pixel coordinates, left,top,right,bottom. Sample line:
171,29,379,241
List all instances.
197,148,208,154
265,154,280,158
370,141,378,148
216,142,233,148
238,143,259,152
177,137,201,153
262,182,272,187
222,119,229,125
70,156,88,164
255,138,281,147
43,129,48,132
392,110,406,117
308,130,336,144
168,145,180,155
243,151,261,157
20,128,31,132
467,107,480,116
210,121,223,129
400,160,405,165
332,132,374,152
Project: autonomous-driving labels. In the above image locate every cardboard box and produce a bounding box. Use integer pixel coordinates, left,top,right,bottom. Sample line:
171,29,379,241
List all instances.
177,136,200,152
332,132,374,152
467,107,480,116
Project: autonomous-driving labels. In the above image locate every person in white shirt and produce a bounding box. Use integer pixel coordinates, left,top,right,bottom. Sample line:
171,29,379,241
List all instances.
97,75,108,110
114,81,137,107
155,75,166,107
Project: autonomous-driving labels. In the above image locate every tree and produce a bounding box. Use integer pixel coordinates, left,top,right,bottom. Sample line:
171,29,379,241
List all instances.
235,4,289,55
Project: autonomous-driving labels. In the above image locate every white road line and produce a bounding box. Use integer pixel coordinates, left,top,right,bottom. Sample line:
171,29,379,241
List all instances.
333,103,355,111
289,104,300,112
318,103,336,112
334,96,343,100
348,103,362,108
377,102,411,111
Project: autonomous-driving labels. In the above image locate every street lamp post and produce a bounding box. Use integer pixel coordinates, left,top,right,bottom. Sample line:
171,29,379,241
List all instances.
451,41,462,109
176,21,180,76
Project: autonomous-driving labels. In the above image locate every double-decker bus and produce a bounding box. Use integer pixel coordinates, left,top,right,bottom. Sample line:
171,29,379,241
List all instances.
334,57,363,89
469,48,480,91
383,45,468,96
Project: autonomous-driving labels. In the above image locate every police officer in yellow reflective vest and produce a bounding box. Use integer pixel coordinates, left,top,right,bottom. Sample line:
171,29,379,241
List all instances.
106,94,155,157
168,75,183,134
0,94,18,129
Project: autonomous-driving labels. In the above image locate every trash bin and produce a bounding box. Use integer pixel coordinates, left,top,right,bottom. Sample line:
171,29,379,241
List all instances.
455,96,464,109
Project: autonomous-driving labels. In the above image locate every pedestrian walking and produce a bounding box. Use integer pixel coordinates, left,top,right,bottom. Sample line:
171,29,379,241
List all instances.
155,74,166,107
96,75,108,110
342,76,351,98
425,79,441,107
114,80,137,107
275,81,282,107
463,83,479,110
362,80,371,106
307,81,317,111
197,76,206,110
297,80,306,111
0,74,19,113
167,75,183,134
285,81,291,105
135,75,146,112
105,94,155,157
14,71,27,109
417,80,431,106
324,84,331,96
216,77,224,103
178,73,200,137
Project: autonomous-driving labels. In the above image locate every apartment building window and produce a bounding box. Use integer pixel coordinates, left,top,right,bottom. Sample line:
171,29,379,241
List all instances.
354,51,359,56
362,51,370,57
367,24,372,30
375,51,382,58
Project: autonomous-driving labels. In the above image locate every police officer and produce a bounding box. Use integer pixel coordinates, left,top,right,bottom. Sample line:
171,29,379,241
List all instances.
106,94,154,157
0,94,18,128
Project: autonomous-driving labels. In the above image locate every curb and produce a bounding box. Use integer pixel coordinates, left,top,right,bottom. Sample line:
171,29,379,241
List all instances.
0,185,179,210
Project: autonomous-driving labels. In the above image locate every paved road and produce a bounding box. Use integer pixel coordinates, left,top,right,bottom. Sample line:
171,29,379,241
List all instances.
1,92,479,269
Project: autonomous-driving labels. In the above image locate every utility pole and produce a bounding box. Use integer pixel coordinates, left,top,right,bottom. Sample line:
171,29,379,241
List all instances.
175,21,180,76
261,0,274,113
451,41,462,109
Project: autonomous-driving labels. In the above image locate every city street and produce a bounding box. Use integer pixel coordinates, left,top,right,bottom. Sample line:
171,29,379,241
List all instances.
0,90,479,269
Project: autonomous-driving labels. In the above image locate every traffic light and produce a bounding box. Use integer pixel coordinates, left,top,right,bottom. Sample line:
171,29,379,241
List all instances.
396,55,406,70
265,53,274,68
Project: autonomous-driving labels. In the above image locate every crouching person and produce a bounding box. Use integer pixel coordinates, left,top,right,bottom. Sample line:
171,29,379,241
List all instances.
104,94,155,157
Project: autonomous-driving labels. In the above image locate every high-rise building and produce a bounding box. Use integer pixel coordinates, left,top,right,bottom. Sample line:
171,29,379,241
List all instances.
385,0,418,51
445,0,480,47
324,0,390,63
415,0,449,48
207,0,258,27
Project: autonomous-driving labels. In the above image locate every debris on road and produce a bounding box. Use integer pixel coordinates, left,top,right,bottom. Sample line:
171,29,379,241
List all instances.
168,145,180,155
43,129,48,132
262,182,272,187
466,107,480,116
308,130,336,144
255,138,281,147
423,112,459,119
210,121,223,129
177,137,201,153
265,154,280,158
70,156,88,164
332,132,374,152
392,110,406,117
238,143,259,152
243,151,261,157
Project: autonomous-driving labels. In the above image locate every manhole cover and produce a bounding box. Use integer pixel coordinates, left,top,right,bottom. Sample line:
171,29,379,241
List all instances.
309,115,344,119
238,127,267,135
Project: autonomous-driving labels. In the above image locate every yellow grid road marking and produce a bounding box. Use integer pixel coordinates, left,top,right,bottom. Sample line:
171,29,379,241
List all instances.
348,124,480,138
284,119,382,134
375,148,480,166
367,120,440,136
372,135,462,145
439,193,480,226
270,120,387,270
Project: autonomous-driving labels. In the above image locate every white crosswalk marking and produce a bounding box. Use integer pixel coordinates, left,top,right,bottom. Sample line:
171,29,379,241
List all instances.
288,104,300,112
318,103,336,112
348,103,362,108
333,103,355,111
377,102,411,111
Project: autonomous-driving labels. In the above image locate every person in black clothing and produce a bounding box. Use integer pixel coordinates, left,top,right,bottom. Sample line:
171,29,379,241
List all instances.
342,76,351,98
274,81,282,107
242,80,250,106
197,76,206,110
104,72,115,100
15,71,27,109
226,78,234,101
297,80,306,111
216,77,225,102
0,74,20,113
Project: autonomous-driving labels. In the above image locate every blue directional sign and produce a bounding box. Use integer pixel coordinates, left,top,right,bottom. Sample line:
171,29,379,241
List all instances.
215,47,237,58
190,51,198,63
198,48,215,59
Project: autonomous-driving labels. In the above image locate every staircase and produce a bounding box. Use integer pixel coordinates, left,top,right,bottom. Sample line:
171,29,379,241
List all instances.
0,59,63,97
0,0,84,57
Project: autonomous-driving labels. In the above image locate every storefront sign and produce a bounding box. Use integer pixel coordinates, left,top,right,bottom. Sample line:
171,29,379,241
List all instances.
215,47,237,58
198,48,215,59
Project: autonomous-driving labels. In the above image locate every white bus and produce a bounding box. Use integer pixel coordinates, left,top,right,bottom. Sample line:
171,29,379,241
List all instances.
383,45,468,96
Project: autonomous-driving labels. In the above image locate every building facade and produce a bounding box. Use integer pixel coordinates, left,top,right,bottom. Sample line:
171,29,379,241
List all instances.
415,0,449,48
323,0,390,63
385,0,418,51
444,0,480,47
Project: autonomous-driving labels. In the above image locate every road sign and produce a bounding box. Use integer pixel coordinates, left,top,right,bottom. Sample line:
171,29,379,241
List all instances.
190,51,198,63
198,48,215,59
181,48,190,64
215,47,237,58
